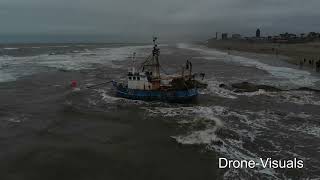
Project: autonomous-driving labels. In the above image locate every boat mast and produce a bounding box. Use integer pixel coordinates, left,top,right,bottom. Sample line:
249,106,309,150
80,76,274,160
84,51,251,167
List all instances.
152,37,160,79
131,52,136,74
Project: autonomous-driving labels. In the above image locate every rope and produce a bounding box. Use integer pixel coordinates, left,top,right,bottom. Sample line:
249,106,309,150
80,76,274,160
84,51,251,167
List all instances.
138,53,153,71
86,81,112,89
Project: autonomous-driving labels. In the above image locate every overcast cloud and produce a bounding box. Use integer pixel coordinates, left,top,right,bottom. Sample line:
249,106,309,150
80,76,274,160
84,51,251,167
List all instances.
1,0,320,41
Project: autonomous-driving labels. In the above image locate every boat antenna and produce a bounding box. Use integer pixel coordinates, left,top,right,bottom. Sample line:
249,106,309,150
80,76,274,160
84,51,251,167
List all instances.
153,36,157,46
132,52,136,74
188,58,193,77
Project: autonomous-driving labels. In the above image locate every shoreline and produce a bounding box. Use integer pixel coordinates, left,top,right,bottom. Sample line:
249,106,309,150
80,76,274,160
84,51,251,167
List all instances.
207,40,320,68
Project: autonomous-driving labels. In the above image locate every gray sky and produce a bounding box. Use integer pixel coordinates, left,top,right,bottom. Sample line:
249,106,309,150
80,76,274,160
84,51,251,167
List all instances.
1,0,320,41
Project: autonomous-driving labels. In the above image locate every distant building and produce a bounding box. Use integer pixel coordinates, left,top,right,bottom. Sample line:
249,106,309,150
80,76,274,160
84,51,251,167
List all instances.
280,32,297,39
307,32,320,40
256,29,261,38
231,34,241,39
221,33,228,40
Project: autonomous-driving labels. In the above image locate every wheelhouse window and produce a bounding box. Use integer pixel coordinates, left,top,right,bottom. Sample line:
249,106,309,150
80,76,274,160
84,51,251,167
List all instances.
133,77,136,80
128,76,132,80
137,77,140,80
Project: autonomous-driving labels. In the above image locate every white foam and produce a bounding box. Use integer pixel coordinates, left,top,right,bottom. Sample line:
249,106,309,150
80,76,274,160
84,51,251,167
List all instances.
275,91,320,106
174,125,279,180
97,89,123,103
285,112,312,119
292,125,320,138
1,114,28,123
96,45,151,61
212,138,280,180
169,106,224,144
6,117,23,123
47,45,69,48
145,103,318,179
0,44,154,83
151,106,284,179
145,106,227,122
173,128,220,145
232,55,319,87
0,71,16,82
3,47,19,50
177,43,227,57
97,89,148,106
192,56,320,103
205,81,320,105
204,78,238,99
284,112,320,138
177,43,320,87
146,106,225,146
203,77,273,99
144,104,319,178
35,45,141,70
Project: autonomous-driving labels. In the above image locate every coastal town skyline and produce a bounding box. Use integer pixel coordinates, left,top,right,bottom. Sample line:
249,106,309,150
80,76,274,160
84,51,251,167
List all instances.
212,28,320,43
1,0,320,42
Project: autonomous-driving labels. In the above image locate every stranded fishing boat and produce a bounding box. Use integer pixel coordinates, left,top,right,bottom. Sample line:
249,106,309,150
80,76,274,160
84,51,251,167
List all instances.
112,38,207,102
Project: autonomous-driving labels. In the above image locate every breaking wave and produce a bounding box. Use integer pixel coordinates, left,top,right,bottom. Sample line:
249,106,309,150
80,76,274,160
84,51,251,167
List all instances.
177,43,320,88
0,44,153,83
143,104,319,179
202,77,320,106
0,71,16,82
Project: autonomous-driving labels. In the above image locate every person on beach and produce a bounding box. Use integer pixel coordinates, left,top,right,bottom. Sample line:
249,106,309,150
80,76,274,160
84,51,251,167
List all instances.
311,60,315,70
299,59,304,69
200,73,205,80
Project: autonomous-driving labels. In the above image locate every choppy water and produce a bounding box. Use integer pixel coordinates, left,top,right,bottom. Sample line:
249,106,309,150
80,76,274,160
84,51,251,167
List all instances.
0,43,319,180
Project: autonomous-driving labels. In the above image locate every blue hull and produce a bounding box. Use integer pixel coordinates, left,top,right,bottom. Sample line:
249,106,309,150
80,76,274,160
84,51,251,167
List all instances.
112,81,198,102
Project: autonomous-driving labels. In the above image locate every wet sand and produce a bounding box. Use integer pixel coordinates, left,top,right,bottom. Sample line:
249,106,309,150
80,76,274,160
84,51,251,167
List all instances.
207,40,320,66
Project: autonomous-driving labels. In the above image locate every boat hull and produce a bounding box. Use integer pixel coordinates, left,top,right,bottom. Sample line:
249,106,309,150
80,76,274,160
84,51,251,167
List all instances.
112,81,198,102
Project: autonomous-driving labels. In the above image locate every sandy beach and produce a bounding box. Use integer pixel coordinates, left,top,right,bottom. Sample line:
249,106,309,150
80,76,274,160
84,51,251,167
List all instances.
207,40,320,66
